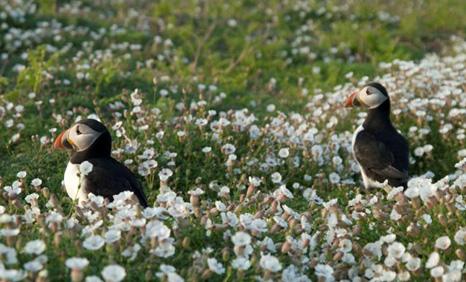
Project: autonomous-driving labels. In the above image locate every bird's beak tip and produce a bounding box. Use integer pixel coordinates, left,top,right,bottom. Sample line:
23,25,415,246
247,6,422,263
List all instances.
345,92,357,107
53,131,66,149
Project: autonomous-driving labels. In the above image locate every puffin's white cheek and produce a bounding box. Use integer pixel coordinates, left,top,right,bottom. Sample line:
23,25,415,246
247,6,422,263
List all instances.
75,134,100,151
360,93,387,108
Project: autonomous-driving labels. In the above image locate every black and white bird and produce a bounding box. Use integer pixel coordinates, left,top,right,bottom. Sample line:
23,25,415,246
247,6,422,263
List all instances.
53,119,148,207
345,82,409,188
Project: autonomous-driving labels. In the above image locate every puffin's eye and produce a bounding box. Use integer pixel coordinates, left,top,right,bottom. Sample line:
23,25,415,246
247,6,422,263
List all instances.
76,126,82,135
366,89,372,95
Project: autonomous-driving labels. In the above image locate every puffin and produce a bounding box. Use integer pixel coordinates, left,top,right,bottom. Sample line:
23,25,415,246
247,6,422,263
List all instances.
345,82,409,188
53,119,148,207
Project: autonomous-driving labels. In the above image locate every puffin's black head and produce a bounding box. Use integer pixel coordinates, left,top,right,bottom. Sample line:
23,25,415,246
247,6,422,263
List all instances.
53,119,112,163
345,82,390,109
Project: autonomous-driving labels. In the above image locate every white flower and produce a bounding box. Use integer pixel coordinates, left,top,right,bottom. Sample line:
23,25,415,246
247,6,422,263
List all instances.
221,143,236,154
271,172,282,183
146,220,171,240
156,264,184,282
231,257,251,270
16,171,27,178
430,266,444,278
435,236,451,250
79,161,93,176
278,148,290,158
159,168,173,181
101,264,126,282
4,185,21,197
23,240,46,255
277,185,293,199
448,260,464,271
152,242,175,258
422,214,432,224
122,243,141,261
227,19,237,27
387,242,405,259
398,271,410,281
315,264,334,280
46,211,63,224
404,186,419,198
405,257,421,271
1,228,20,237
158,264,176,274
66,257,89,270
25,193,39,204
104,229,121,244
166,272,184,282
231,231,251,247
414,147,424,157
249,176,261,187
342,253,355,264
31,178,42,187
384,256,397,267
207,258,225,274
202,146,212,153
454,228,466,245
329,172,340,184
442,271,462,282
282,265,311,282
390,208,401,221
0,269,27,281
363,242,382,259
273,216,288,228
24,260,43,272
83,235,105,250
85,276,103,282
426,252,440,268
382,235,397,244
381,270,396,281
259,254,282,272
188,188,205,196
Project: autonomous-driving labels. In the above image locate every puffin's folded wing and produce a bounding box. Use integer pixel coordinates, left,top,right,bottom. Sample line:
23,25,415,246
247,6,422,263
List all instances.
371,165,408,182
84,159,148,207
354,131,407,180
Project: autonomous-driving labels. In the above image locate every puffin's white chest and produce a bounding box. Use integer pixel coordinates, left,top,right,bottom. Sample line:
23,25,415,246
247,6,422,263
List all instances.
351,124,364,157
64,162,88,204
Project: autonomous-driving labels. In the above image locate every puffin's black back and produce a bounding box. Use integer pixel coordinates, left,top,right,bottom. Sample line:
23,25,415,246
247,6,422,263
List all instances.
356,128,409,187
84,158,149,207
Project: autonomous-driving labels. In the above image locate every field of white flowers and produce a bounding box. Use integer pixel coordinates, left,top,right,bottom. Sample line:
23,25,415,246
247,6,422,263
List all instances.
0,0,465,281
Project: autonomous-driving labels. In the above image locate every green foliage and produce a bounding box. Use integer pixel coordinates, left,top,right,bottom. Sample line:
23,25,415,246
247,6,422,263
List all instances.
16,46,59,99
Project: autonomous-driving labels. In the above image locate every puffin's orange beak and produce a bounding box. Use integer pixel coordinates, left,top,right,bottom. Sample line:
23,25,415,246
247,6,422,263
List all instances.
53,130,66,149
345,92,357,107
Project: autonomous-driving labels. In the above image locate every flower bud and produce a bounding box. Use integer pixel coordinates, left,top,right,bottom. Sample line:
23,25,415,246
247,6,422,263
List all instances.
438,214,447,227
455,248,465,260
182,237,190,249
201,269,212,280
281,241,291,253
190,195,200,207
71,269,83,282
246,184,255,198
222,247,230,261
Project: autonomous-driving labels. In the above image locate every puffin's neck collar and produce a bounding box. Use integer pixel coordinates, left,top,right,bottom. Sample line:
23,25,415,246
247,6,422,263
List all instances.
363,99,393,131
